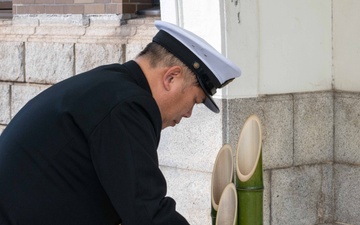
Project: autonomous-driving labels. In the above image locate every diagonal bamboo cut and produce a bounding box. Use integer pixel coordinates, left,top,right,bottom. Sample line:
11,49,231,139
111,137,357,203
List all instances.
211,144,234,225
236,115,263,225
216,183,238,225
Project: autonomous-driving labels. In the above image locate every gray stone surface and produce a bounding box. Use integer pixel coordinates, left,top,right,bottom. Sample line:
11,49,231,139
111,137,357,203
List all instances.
12,14,89,26
334,164,360,225
35,26,86,37
271,165,333,225
226,97,264,154
87,14,123,26
75,43,125,74
0,84,10,124
160,166,211,225
87,15,139,37
0,125,5,135
320,164,334,223
83,26,133,37
0,42,25,82
335,92,360,165
294,92,334,165
11,84,50,118
131,24,158,39
0,26,35,37
12,15,40,26
125,41,148,61
25,42,74,84
158,101,223,172
263,170,270,225
126,17,158,39
262,94,294,169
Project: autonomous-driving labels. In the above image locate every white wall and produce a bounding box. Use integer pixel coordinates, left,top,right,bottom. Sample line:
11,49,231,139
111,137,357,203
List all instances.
221,0,259,98
333,0,360,92
258,0,332,95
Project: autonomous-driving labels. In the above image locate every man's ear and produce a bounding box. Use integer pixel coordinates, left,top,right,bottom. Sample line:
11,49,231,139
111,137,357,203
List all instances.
163,66,182,91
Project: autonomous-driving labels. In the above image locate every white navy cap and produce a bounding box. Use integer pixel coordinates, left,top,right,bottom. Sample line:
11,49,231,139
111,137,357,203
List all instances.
153,20,241,113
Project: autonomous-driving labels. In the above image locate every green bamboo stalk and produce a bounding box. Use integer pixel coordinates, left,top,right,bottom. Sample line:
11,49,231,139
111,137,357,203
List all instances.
216,183,238,225
235,115,263,225
211,144,234,225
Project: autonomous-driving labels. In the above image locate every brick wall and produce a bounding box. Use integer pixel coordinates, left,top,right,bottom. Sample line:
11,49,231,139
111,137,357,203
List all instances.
0,1,12,18
12,0,154,15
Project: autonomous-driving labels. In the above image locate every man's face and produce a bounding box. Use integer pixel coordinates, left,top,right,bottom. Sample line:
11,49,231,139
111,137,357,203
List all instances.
161,78,206,129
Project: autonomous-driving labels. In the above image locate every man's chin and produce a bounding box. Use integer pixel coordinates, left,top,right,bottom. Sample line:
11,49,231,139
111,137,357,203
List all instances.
162,121,177,130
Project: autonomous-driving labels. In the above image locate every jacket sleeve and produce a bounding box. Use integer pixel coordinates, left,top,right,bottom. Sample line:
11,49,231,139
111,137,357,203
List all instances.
89,95,190,225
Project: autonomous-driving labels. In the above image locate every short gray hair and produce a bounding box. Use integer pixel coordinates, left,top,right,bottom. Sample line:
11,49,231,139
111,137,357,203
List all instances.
137,42,198,87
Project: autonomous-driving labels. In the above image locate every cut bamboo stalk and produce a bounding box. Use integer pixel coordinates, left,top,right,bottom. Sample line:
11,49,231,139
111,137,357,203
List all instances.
211,144,234,225
216,183,238,225
235,115,263,225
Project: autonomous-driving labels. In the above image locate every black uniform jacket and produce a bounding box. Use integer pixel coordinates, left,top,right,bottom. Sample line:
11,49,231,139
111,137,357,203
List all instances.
0,61,189,225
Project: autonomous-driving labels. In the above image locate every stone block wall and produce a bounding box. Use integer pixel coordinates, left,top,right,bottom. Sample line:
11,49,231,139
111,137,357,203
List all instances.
221,92,359,225
1,16,360,225
158,91,360,225
224,94,334,225
0,14,156,121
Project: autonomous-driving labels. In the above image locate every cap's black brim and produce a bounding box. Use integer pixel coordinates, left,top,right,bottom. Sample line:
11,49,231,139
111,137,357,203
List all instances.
204,96,220,113
196,70,219,113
